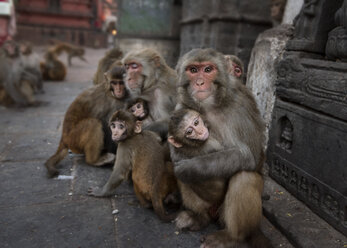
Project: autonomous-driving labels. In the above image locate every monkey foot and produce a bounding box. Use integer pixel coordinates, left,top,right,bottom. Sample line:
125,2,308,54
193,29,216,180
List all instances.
87,186,106,197
92,153,115,166
175,210,206,231
200,230,240,248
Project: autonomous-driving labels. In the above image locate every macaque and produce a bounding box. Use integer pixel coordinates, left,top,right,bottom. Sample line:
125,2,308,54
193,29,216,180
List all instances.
173,48,271,248
19,41,44,93
88,110,178,222
0,40,39,107
122,48,177,137
224,54,245,83
50,40,87,66
40,49,66,81
45,66,128,178
93,48,123,85
126,97,154,128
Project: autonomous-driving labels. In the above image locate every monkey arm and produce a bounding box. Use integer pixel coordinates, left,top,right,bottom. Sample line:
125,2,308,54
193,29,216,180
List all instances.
88,148,132,197
173,147,256,183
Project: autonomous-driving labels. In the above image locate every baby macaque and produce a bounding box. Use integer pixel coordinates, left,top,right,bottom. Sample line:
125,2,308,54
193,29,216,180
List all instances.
88,110,178,222
126,97,154,127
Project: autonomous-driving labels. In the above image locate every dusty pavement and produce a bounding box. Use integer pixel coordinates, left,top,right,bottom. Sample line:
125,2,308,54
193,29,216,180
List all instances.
0,47,345,248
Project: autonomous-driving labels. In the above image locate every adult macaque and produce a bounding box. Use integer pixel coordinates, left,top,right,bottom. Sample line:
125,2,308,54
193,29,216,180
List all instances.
173,48,271,247
0,40,38,107
121,48,177,137
88,110,178,222
45,66,128,178
40,49,66,81
20,41,44,93
224,54,245,83
50,40,87,66
93,48,123,85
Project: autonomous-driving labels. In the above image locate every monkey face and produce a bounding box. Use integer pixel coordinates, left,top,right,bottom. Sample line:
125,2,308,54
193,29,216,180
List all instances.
186,62,217,101
129,102,147,119
183,111,209,141
124,61,143,94
110,120,127,142
110,80,126,99
231,62,242,78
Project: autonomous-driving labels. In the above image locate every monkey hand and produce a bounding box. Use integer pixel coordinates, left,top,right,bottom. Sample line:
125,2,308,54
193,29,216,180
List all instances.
87,186,112,198
174,148,256,183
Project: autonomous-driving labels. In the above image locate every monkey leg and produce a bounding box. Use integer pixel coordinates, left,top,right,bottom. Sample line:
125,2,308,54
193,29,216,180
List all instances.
44,142,69,178
72,118,114,166
201,171,268,248
133,183,151,208
175,181,211,231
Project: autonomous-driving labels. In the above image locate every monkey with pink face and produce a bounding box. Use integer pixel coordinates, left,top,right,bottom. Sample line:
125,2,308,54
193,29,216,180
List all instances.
170,48,271,248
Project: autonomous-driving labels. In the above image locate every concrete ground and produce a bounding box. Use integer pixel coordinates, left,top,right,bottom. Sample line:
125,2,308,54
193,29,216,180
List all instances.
0,47,346,248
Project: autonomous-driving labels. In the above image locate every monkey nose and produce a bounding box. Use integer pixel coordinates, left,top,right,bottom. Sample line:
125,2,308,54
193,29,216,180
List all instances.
196,78,204,86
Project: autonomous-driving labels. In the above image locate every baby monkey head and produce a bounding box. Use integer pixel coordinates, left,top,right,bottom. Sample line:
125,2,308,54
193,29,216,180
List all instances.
109,110,142,142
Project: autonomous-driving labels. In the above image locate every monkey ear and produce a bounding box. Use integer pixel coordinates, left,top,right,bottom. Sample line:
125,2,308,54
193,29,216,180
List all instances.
154,56,161,67
168,136,182,148
135,121,142,134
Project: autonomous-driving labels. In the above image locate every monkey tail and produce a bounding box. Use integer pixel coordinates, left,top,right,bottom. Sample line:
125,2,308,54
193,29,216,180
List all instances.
248,228,273,248
44,141,68,178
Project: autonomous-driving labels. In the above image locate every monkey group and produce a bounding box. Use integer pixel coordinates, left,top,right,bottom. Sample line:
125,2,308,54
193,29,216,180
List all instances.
44,46,272,248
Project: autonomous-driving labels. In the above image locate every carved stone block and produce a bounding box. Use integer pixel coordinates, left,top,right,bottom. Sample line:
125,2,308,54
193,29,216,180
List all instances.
267,99,347,236
286,0,343,54
275,54,347,121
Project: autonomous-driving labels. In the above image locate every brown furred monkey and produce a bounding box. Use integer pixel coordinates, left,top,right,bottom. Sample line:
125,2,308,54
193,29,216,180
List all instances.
121,48,177,137
0,40,39,107
45,66,128,178
88,110,178,222
125,97,154,128
224,54,245,84
50,41,87,66
174,48,271,248
20,41,44,93
93,48,123,85
40,49,67,81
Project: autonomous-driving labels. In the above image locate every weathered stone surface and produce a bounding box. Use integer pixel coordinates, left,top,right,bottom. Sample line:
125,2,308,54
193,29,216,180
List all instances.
267,99,347,236
282,0,303,25
246,24,294,143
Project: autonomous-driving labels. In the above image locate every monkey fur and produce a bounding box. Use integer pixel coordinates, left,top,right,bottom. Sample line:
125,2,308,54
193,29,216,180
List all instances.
173,48,271,248
88,110,178,222
40,48,67,81
45,66,128,178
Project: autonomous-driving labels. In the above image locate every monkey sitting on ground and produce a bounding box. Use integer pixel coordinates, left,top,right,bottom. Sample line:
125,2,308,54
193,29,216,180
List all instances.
93,48,123,85
40,48,67,81
0,40,41,107
173,48,271,247
19,41,44,93
168,108,229,223
50,40,87,66
88,110,178,222
45,66,128,178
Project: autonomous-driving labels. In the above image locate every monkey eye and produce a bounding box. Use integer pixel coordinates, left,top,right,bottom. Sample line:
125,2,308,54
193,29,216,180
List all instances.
130,63,138,69
119,124,125,129
189,67,198,73
130,108,135,113
204,66,212,73
110,123,115,129
185,128,193,136
193,118,199,126
136,103,141,109
235,68,241,74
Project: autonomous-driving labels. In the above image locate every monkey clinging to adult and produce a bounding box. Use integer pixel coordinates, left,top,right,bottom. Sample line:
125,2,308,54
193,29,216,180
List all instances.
121,48,177,138
173,48,271,248
45,66,128,178
88,110,178,222
125,97,154,128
